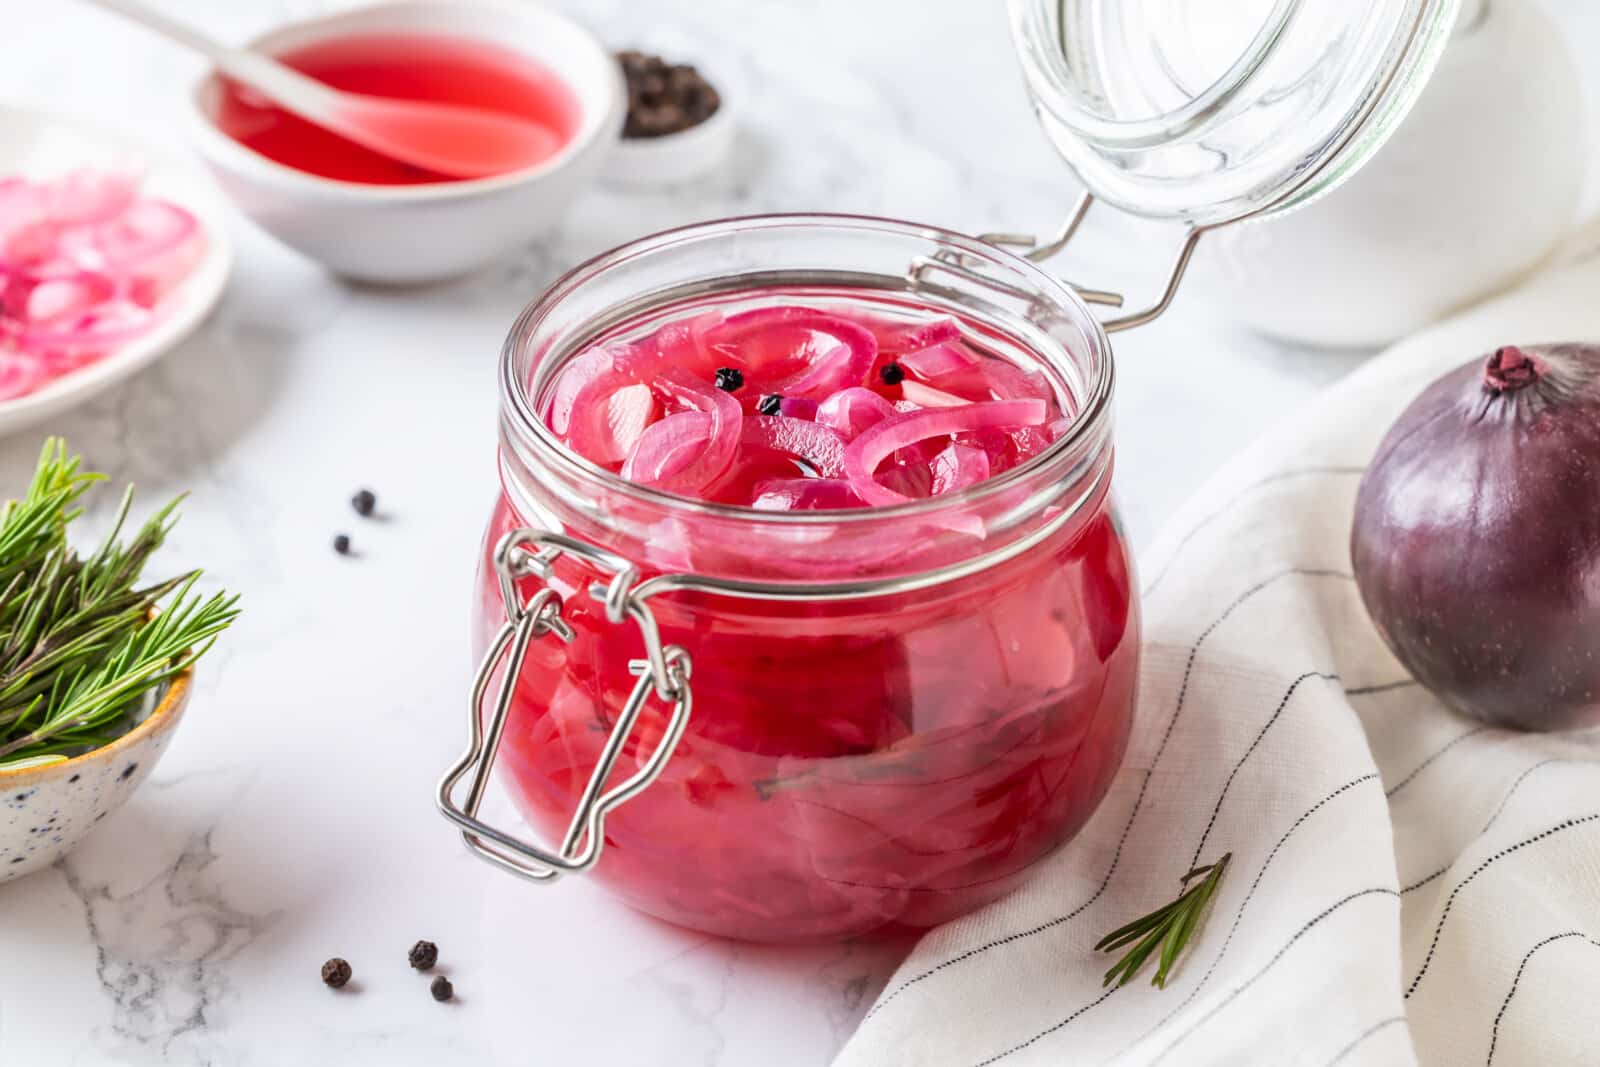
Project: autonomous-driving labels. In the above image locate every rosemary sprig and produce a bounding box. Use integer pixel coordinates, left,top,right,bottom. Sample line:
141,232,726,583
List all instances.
1095,852,1231,989
0,440,100,592
0,440,237,768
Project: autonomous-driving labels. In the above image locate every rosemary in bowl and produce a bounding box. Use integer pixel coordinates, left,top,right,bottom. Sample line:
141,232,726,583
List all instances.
0,439,237,770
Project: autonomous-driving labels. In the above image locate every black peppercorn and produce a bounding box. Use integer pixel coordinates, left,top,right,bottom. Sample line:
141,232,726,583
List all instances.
351,489,377,517
333,534,352,555
879,363,905,386
409,940,439,971
430,975,454,1002
321,958,352,988
714,367,744,392
617,51,721,138
757,394,781,416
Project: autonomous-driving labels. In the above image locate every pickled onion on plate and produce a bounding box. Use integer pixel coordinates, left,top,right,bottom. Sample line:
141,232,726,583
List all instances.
0,169,206,401
0,353,44,401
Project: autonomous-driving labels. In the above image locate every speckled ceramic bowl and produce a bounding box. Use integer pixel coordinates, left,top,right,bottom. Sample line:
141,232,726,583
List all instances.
0,670,192,882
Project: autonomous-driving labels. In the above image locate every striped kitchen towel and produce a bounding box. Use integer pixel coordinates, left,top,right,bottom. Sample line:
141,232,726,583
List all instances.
835,249,1600,1066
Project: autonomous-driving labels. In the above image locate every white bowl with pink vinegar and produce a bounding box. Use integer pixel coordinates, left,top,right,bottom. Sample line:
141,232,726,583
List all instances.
186,1,623,284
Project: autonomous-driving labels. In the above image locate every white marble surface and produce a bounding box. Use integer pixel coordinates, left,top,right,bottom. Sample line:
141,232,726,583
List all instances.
0,0,1595,1064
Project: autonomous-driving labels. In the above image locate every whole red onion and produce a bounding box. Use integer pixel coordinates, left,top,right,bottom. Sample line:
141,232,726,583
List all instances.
1352,344,1600,732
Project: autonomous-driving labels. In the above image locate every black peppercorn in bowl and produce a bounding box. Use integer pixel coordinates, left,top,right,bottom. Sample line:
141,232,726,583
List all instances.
600,52,733,190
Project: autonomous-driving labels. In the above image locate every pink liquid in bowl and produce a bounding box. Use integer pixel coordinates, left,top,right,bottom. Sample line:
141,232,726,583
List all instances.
213,33,581,185
477,298,1139,942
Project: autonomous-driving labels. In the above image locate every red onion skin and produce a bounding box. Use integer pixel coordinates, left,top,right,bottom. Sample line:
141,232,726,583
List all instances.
1351,344,1600,731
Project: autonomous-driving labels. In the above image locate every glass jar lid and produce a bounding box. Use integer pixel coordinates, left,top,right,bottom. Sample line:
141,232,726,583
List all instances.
1010,0,1463,225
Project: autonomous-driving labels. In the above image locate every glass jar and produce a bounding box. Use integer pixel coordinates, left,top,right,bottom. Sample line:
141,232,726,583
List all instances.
452,216,1137,942
438,0,1466,944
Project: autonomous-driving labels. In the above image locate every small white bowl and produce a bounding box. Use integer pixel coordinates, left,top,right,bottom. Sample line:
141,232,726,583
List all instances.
601,82,736,190
0,106,232,437
0,671,192,883
186,1,623,284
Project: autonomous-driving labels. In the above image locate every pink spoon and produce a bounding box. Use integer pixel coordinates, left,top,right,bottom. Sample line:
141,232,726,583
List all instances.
84,0,565,179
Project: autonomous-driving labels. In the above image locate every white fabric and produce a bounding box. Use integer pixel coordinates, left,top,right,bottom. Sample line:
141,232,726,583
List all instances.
836,249,1600,1067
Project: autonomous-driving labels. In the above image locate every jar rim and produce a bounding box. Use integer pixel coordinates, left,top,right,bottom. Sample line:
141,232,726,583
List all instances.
498,212,1115,530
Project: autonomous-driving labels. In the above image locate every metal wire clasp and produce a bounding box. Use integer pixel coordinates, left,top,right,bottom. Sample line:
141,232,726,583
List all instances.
910,191,1212,335
436,528,693,884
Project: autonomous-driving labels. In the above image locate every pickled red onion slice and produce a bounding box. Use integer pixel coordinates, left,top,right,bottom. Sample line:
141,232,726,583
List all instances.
564,342,657,453
0,352,44,400
39,170,138,227
1011,425,1053,457
13,270,116,323
898,379,968,409
898,341,976,380
14,298,155,353
875,458,933,499
880,316,961,354
643,369,740,491
568,382,657,464
844,399,1047,506
930,443,991,495
769,328,875,399
777,396,818,420
86,199,192,263
0,178,37,235
976,360,1053,403
651,311,725,377
709,307,878,400
706,444,812,505
740,415,848,478
91,201,204,307
817,387,896,439
752,478,865,511
549,344,613,435
623,410,714,484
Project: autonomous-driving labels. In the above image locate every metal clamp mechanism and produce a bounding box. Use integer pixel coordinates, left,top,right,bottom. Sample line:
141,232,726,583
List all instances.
436,528,693,884
910,191,1213,335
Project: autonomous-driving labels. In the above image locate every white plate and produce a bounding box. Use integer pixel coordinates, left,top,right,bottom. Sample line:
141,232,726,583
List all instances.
0,105,233,436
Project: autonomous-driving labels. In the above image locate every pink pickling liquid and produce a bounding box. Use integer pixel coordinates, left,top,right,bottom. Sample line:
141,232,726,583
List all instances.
214,33,580,184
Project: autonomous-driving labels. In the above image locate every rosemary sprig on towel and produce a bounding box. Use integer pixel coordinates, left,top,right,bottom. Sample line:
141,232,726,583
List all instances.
1095,852,1231,989
0,440,238,767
